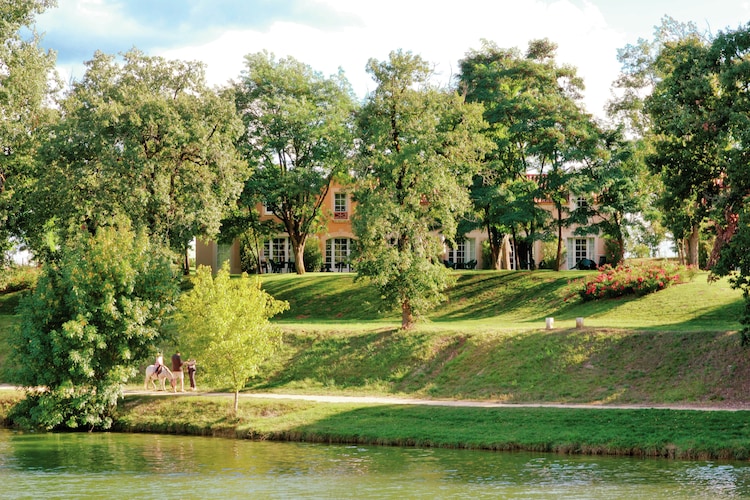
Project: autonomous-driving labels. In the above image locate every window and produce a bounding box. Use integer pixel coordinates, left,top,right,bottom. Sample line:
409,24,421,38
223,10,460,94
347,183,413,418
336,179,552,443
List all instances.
567,237,595,270
326,237,353,271
265,237,290,262
447,239,475,266
576,196,588,209
333,193,348,220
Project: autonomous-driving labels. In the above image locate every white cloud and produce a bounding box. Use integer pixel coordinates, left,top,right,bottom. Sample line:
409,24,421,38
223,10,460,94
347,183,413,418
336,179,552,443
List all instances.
160,0,627,118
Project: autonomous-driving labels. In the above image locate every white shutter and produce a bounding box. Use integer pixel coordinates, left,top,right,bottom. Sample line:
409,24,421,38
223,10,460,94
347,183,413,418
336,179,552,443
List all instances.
567,238,574,270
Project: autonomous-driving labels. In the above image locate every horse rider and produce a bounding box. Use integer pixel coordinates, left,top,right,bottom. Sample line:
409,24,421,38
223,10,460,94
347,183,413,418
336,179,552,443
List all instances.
155,352,164,376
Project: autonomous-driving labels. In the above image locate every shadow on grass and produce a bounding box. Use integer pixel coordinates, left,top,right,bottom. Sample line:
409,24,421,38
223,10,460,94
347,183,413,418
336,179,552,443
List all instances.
254,319,750,405
281,403,750,459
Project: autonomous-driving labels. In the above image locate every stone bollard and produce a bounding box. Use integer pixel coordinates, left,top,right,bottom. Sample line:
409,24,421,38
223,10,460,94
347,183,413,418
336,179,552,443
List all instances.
545,317,554,330
576,317,585,329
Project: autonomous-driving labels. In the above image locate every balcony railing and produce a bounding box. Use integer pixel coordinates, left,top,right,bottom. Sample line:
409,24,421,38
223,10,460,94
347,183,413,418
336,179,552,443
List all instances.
333,211,348,220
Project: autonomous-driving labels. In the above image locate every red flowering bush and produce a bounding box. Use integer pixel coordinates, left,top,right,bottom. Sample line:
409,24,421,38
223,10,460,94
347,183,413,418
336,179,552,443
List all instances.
571,261,697,301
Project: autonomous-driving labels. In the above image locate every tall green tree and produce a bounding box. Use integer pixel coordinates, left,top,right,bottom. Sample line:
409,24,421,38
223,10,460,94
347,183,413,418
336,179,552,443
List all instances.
644,34,725,266
572,128,651,264
175,265,288,412
9,221,179,430
458,39,596,270
610,17,711,264
0,0,58,263
706,23,750,343
352,50,487,329
23,50,246,269
232,51,356,274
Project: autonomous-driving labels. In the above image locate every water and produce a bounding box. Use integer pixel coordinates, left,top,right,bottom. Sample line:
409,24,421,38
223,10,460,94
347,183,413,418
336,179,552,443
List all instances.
1,429,750,499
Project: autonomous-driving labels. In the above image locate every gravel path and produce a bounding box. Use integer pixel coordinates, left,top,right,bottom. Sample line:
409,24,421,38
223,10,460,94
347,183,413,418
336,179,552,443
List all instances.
3,384,747,411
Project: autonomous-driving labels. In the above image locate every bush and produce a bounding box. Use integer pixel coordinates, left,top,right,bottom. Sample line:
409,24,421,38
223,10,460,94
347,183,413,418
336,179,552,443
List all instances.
570,261,697,301
0,266,39,293
303,239,323,272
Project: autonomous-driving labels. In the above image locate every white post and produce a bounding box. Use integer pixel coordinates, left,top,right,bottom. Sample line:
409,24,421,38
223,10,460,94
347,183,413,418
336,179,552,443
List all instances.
576,317,584,329
545,317,554,330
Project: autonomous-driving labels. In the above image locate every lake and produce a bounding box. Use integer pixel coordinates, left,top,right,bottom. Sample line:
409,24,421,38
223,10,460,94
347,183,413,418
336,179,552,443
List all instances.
1,429,749,498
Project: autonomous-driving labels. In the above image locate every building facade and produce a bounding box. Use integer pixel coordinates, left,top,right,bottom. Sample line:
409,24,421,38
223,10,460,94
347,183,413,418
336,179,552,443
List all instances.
196,181,606,273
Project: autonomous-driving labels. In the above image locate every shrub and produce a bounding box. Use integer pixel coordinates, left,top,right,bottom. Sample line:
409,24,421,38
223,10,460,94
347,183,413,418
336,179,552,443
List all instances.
571,261,697,301
0,265,39,293
303,239,323,272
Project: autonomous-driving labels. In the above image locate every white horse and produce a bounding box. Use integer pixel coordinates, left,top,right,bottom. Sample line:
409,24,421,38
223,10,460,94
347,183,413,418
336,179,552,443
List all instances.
144,364,176,392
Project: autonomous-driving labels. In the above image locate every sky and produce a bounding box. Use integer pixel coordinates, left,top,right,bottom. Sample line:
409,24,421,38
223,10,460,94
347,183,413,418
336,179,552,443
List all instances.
30,0,750,120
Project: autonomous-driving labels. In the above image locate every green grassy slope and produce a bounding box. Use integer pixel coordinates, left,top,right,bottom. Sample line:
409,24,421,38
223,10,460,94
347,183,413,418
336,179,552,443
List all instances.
255,270,748,405
1,269,747,406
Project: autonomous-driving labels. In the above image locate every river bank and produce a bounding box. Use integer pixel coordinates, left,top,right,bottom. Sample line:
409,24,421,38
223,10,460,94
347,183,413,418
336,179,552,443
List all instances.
2,387,750,460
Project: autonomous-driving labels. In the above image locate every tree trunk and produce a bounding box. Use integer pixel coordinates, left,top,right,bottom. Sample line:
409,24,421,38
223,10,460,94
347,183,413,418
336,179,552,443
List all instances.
555,206,563,271
183,248,190,275
293,242,306,275
511,227,520,270
233,390,239,414
401,298,414,330
687,224,700,267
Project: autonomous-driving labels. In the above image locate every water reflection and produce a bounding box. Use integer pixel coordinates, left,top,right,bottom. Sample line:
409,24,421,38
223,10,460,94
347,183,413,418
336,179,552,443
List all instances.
1,429,750,499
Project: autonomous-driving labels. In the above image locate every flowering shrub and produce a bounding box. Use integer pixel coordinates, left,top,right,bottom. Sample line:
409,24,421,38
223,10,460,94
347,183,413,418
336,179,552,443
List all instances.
571,261,697,301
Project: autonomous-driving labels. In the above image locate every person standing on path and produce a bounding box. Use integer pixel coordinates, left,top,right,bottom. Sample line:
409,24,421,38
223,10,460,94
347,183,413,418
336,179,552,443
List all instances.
171,351,184,392
186,359,197,391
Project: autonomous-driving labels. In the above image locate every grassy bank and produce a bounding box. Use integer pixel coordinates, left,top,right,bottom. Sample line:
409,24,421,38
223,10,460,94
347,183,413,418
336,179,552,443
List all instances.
2,389,749,460
2,267,749,460
106,394,750,460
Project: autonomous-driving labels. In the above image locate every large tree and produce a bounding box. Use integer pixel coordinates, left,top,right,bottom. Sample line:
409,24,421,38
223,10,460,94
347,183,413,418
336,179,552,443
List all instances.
232,51,356,274
458,39,596,270
9,220,179,430
0,0,58,263
610,17,713,265
352,50,487,329
706,24,750,343
644,34,726,266
572,128,651,264
22,50,246,268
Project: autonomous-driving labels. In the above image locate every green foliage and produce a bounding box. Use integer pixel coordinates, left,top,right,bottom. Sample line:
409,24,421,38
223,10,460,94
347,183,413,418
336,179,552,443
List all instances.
352,50,488,328
175,265,289,411
303,239,323,272
0,265,39,293
8,223,179,430
0,0,59,264
458,39,593,269
233,51,356,274
569,261,697,301
24,50,246,260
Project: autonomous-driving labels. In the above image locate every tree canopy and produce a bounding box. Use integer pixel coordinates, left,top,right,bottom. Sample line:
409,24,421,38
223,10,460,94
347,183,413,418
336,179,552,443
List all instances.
9,221,179,429
352,50,488,329
0,0,59,263
232,51,357,274
21,49,247,265
175,264,288,412
458,39,598,270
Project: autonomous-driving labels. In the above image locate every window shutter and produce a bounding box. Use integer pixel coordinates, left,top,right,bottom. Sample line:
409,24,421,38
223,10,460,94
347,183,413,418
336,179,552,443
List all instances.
567,238,574,270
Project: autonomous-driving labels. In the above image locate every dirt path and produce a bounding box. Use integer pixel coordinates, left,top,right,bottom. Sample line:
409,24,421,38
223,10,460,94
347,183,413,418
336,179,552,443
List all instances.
3,385,746,411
